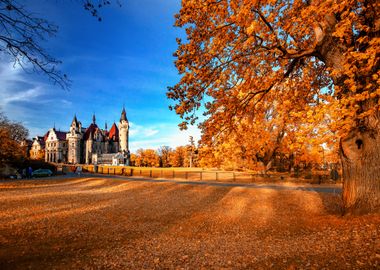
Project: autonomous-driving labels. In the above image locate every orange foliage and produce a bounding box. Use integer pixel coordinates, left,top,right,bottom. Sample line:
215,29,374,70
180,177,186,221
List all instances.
134,149,160,167
0,129,25,165
168,0,377,169
0,113,28,167
168,146,188,167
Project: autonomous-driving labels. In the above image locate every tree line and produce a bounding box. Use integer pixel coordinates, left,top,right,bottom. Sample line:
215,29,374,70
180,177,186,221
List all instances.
130,137,198,168
130,145,197,168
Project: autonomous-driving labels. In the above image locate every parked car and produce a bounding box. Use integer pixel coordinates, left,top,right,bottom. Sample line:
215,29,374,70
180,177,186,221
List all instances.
6,173,22,179
32,169,53,178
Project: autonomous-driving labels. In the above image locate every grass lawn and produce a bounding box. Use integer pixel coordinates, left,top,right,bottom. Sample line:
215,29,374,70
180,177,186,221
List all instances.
0,177,378,269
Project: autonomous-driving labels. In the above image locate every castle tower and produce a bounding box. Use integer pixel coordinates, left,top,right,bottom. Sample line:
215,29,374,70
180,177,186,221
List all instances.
104,121,109,153
118,107,129,153
84,114,97,164
66,114,83,164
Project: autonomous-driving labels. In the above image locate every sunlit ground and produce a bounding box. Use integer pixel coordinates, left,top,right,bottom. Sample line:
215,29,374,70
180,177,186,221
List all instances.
0,177,379,269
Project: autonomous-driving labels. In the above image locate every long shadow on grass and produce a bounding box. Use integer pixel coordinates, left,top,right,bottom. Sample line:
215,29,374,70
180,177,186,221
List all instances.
0,181,161,269
0,179,347,269
318,192,344,215
0,177,101,192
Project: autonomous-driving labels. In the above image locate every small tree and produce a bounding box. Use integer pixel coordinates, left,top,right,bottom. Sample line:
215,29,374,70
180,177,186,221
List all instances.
157,146,173,167
187,136,195,168
134,149,160,167
0,112,28,168
169,146,187,167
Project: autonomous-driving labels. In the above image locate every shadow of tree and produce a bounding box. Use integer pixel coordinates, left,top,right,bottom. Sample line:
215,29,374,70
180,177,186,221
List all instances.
1,178,376,270
318,192,344,216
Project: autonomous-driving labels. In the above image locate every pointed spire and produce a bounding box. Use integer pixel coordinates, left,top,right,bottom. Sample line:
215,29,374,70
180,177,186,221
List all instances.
105,121,108,131
120,106,127,122
72,114,78,126
92,113,96,124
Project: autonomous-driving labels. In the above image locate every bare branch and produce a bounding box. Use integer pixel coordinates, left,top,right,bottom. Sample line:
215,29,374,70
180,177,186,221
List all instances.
0,0,70,89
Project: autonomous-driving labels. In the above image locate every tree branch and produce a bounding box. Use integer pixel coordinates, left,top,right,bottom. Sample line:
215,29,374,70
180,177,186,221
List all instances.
0,0,70,89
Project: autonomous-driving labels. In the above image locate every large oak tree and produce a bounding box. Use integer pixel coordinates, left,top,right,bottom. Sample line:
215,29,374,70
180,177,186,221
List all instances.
168,0,379,214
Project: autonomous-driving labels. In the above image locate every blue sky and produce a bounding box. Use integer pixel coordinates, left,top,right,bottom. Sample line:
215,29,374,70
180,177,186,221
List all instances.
0,0,201,152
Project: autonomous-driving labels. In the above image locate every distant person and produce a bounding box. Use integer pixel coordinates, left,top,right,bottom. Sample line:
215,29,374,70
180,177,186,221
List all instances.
27,167,33,178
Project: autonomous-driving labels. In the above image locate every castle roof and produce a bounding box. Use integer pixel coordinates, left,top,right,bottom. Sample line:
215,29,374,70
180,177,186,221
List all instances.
108,123,119,142
120,107,128,122
71,115,79,126
42,129,67,141
43,131,49,142
84,123,98,140
35,136,46,147
55,130,67,141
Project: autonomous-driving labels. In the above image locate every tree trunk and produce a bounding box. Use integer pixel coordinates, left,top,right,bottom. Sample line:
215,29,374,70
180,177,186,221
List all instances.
315,14,380,214
340,114,380,215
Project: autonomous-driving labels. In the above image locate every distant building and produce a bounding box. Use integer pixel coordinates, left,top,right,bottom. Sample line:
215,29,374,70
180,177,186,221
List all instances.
45,129,68,163
30,136,46,160
33,107,130,165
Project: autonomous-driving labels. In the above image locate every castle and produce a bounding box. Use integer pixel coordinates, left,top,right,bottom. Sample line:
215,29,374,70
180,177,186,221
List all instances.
30,108,129,165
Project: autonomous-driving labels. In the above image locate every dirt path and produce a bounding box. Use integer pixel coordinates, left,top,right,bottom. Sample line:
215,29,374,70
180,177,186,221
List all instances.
0,177,378,269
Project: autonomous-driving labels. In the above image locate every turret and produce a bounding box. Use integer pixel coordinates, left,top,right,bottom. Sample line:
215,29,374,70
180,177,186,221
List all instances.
66,114,83,164
118,107,129,153
70,114,80,133
72,114,78,126
120,107,127,122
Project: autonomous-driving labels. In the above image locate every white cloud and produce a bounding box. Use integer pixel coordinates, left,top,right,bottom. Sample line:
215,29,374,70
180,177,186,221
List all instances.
129,123,201,153
129,122,159,138
0,61,74,137
0,62,42,106
0,87,43,107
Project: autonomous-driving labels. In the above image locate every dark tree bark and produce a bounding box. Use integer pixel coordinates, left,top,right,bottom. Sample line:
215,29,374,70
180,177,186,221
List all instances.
340,113,380,214
315,15,380,215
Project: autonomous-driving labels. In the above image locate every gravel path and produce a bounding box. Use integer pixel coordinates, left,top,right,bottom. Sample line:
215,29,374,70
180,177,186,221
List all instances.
0,177,378,269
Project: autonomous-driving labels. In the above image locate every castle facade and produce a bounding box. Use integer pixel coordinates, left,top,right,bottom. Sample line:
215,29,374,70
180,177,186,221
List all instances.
32,108,129,165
